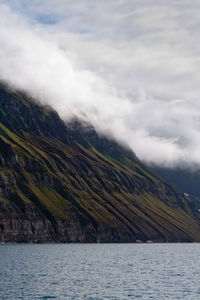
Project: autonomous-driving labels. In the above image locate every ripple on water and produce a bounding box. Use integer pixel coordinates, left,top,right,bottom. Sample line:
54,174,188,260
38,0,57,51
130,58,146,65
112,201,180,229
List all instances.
0,243,200,299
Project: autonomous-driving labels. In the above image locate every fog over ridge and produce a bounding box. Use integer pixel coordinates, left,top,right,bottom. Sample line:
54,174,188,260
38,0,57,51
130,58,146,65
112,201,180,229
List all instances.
1,1,200,169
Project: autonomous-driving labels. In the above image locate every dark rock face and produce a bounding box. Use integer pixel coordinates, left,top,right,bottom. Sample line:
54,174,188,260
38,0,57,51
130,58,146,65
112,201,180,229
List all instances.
0,84,71,144
0,84,200,243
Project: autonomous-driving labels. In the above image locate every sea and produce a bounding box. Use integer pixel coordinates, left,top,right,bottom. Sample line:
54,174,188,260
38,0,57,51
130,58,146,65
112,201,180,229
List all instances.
0,243,199,299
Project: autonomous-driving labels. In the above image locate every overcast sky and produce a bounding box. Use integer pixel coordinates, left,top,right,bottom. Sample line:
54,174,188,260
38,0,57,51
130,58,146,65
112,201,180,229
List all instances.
1,0,200,168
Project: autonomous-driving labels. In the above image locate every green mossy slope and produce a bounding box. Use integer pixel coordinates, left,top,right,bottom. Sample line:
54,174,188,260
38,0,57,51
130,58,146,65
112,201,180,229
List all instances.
0,84,200,242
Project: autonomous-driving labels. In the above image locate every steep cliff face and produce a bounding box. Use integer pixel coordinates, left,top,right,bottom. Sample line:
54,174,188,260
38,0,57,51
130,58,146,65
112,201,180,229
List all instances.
0,84,200,243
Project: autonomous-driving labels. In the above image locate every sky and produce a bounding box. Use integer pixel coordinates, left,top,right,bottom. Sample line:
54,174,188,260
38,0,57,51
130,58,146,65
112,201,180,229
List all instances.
0,0,200,169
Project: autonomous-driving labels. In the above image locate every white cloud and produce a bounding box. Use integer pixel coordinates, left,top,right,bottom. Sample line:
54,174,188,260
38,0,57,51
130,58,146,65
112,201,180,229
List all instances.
1,1,200,168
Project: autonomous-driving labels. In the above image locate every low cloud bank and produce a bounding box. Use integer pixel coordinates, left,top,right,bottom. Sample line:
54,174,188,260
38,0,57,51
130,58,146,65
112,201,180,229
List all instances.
1,2,200,169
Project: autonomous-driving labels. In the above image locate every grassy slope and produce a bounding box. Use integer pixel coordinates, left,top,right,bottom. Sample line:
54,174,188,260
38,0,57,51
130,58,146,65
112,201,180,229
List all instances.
1,118,200,242
0,84,200,242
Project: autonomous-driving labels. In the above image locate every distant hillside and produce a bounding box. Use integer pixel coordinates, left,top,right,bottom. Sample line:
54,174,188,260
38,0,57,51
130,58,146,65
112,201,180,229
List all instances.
0,83,200,242
153,167,200,204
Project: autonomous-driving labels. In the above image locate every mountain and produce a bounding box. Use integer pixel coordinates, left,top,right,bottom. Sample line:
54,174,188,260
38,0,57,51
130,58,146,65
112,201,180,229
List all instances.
153,167,200,204
0,83,200,243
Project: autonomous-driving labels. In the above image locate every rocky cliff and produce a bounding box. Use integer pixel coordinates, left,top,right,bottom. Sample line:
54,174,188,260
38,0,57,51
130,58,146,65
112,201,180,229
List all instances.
0,83,200,242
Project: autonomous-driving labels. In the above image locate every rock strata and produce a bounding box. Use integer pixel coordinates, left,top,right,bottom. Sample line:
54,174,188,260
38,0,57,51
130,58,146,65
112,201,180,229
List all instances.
0,84,200,243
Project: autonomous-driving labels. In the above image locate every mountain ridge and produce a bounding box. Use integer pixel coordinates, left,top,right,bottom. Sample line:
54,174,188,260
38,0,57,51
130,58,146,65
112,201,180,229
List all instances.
0,83,200,243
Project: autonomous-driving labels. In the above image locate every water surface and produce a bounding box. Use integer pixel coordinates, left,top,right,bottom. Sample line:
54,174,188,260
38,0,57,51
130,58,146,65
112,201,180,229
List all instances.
0,243,199,299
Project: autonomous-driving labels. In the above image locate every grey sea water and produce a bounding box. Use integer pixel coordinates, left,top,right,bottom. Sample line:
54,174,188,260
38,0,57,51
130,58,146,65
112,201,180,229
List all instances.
0,243,199,299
